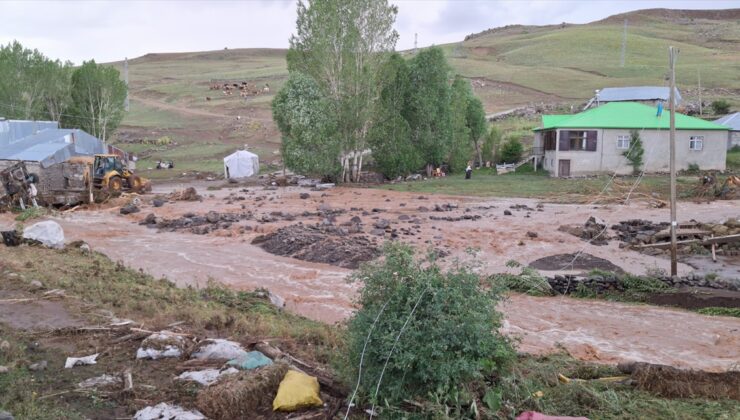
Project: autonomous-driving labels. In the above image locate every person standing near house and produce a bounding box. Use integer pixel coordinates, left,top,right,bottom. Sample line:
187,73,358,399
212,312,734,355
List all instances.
465,162,472,180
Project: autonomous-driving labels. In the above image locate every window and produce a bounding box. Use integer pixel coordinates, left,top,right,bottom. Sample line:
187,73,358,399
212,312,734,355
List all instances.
689,136,703,151
617,135,630,149
543,130,557,151
559,130,597,151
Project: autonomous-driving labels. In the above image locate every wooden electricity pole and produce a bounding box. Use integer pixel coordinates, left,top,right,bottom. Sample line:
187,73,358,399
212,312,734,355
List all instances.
697,67,702,116
669,46,679,277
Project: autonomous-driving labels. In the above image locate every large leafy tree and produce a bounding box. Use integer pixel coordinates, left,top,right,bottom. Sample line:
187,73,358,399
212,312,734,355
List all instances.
272,73,341,178
367,53,421,178
406,47,452,176
448,76,473,173
466,90,487,166
285,0,399,182
0,41,72,121
65,60,127,142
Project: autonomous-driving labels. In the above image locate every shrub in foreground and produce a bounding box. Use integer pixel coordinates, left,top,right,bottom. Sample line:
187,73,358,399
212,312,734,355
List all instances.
344,243,514,411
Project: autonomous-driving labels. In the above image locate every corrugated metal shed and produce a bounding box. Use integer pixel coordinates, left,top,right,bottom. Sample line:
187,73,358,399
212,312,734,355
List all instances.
0,128,106,168
0,119,59,147
714,112,740,131
596,86,682,104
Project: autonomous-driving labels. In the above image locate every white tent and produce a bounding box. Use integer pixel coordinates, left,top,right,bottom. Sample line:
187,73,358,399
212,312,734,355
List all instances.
223,150,259,179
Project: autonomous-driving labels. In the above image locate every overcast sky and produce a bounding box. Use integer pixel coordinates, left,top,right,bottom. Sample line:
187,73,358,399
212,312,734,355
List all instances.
1,0,737,64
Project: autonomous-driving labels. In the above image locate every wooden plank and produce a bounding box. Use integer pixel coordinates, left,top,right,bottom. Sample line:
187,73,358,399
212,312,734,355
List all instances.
635,234,740,250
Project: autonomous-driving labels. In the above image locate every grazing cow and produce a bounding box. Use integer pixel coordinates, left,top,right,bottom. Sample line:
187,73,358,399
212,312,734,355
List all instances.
206,97,211,101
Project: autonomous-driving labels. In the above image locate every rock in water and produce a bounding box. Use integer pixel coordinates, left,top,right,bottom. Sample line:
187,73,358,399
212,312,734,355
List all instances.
22,221,64,248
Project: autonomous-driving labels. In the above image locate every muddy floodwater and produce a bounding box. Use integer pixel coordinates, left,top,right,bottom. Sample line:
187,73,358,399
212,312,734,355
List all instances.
2,184,739,371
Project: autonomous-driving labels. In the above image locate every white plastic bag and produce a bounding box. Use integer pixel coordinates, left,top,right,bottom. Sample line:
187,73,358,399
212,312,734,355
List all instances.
133,403,205,420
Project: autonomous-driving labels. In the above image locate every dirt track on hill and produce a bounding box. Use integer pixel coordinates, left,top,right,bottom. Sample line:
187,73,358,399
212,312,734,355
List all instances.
2,184,739,371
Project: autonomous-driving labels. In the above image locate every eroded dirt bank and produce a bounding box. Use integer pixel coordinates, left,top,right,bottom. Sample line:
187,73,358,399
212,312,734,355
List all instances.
2,184,739,371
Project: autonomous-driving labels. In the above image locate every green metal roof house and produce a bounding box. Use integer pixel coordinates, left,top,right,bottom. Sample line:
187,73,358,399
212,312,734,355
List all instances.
532,102,729,177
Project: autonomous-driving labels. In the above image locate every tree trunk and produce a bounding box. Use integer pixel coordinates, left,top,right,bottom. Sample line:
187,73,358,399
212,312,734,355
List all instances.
351,153,359,183
357,153,364,183
475,141,483,168
426,163,433,177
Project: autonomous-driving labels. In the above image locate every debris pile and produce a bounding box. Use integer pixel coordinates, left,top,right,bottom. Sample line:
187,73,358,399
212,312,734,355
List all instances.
141,211,252,235
558,216,611,245
613,219,740,256
546,272,737,295
252,224,380,269
168,187,202,201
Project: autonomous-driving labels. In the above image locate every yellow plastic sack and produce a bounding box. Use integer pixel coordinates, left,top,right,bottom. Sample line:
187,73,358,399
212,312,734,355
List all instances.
272,370,323,411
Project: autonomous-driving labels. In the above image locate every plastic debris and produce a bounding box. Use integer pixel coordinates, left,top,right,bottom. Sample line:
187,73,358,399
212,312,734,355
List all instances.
22,221,64,249
177,368,238,386
273,370,323,412
190,339,247,360
227,350,273,370
133,403,206,420
78,374,121,389
65,353,99,368
136,332,186,360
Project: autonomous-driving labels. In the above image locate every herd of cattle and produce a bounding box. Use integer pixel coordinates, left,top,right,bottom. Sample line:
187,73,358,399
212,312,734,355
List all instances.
207,81,270,100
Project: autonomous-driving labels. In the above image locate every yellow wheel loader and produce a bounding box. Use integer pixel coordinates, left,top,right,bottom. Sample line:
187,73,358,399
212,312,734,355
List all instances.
69,154,150,193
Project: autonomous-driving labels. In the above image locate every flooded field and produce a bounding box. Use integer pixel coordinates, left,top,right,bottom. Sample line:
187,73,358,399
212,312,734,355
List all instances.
2,183,739,370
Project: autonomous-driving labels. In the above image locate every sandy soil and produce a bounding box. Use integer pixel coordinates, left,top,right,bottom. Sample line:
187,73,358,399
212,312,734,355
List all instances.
2,183,739,370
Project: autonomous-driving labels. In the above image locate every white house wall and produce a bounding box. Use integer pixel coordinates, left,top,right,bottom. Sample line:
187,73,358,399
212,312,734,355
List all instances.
541,128,727,176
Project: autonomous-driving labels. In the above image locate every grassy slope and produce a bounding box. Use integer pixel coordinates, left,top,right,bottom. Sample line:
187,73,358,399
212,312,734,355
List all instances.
453,10,740,110
108,9,739,179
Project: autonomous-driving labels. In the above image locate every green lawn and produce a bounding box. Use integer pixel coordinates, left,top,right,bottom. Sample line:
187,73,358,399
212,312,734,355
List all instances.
379,166,697,201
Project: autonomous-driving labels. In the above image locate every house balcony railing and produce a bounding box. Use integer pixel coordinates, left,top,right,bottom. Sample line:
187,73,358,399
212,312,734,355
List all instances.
530,147,545,157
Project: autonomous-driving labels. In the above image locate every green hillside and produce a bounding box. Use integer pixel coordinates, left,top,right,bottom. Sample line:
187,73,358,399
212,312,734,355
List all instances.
448,8,740,112
109,8,740,177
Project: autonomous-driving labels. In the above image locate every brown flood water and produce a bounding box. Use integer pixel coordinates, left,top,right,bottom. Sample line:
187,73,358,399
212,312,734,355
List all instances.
2,185,739,371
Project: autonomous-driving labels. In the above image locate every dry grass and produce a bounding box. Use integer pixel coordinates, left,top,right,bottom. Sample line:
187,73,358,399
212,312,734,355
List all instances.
196,362,289,419
631,363,740,400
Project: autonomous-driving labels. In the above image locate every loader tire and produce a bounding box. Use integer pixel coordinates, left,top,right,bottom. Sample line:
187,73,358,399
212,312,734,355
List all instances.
108,176,123,192
128,175,143,192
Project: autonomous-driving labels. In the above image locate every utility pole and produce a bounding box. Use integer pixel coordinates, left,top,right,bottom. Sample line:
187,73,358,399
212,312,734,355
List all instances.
620,19,627,67
697,67,702,116
124,57,130,112
669,46,679,277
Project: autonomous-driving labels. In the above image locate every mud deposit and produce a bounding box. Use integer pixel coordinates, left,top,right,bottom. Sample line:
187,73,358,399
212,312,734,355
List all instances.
252,224,380,269
648,288,740,310
528,253,624,272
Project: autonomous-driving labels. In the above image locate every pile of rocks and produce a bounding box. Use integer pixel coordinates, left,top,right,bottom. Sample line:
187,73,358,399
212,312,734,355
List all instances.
429,214,482,222
141,211,252,235
558,216,611,246
611,219,670,246
546,272,738,295
252,224,380,269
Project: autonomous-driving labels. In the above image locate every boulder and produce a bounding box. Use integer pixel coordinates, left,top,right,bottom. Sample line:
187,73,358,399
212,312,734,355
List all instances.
120,204,140,215
22,221,64,249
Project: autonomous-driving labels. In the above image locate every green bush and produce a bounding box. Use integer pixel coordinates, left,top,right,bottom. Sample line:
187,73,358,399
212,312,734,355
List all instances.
711,100,731,115
344,243,514,409
697,307,740,318
622,130,644,175
498,137,524,164
686,163,700,173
